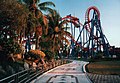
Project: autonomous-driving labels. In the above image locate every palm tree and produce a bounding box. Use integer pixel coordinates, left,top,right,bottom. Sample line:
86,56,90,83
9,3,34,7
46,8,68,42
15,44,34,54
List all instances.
21,0,55,49
22,0,55,12
40,10,73,58
0,0,29,45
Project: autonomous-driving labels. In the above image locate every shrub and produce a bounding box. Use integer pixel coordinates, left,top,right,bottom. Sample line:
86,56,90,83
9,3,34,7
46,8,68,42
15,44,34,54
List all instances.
44,50,54,61
27,49,46,60
0,38,23,61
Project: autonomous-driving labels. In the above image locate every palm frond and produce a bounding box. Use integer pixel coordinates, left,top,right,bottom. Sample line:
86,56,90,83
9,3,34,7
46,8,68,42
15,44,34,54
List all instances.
63,31,74,39
35,0,40,4
23,0,33,5
23,0,40,4
47,10,61,29
39,6,54,13
59,20,68,28
61,36,70,46
38,1,55,7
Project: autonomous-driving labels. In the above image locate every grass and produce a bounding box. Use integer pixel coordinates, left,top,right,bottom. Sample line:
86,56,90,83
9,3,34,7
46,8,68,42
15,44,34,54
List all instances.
86,59,120,75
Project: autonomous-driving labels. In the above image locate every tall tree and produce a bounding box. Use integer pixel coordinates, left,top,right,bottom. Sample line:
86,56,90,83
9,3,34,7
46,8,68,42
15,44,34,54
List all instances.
0,0,29,62
0,0,29,42
40,10,72,58
21,0,55,49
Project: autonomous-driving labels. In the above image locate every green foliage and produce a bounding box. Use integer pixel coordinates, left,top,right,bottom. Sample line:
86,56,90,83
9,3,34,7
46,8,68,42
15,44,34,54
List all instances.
38,1,55,13
39,41,52,48
27,50,39,60
0,0,29,41
25,13,38,37
26,49,46,61
93,51,103,59
44,50,54,61
0,38,22,55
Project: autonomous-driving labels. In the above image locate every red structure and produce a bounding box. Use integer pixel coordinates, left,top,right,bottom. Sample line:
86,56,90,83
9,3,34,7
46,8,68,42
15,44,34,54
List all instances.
61,6,110,58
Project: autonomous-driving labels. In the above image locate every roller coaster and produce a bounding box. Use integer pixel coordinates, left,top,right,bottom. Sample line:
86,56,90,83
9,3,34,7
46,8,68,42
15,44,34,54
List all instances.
61,6,110,58
24,6,113,58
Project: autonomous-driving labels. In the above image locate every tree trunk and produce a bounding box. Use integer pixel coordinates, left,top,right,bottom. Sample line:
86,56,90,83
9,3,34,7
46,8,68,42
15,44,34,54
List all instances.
35,36,40,49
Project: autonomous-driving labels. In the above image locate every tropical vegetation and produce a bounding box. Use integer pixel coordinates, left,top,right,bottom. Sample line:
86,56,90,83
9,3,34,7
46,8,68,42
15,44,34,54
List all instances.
0,0,71,79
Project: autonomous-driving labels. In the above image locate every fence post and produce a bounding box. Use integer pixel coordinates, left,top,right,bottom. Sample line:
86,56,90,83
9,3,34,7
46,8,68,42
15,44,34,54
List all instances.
27,69,30,80
14,74,18,83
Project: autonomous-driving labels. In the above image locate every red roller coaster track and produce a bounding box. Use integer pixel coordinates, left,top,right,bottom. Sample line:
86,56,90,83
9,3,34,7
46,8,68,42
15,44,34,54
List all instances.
85,6,100,31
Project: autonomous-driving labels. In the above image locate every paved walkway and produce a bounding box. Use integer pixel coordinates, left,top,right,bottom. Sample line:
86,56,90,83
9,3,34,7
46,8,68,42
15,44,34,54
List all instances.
31,61,91,83
87,73,120,83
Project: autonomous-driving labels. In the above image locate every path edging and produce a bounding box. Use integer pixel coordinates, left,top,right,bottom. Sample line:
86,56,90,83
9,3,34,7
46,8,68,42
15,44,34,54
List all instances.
83,61,89,73
82,61,92,83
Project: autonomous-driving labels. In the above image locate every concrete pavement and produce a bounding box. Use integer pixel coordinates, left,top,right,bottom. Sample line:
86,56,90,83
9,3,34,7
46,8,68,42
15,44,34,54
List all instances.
31,61,92,83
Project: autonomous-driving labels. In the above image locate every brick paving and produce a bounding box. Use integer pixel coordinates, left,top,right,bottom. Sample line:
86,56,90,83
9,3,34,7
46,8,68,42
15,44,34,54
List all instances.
86,73,120,83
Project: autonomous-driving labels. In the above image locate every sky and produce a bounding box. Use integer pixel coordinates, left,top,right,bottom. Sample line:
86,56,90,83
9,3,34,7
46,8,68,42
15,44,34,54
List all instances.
41,0,120,47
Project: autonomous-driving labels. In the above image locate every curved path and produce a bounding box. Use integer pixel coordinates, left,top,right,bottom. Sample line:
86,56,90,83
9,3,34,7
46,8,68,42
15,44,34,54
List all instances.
31,61,91,83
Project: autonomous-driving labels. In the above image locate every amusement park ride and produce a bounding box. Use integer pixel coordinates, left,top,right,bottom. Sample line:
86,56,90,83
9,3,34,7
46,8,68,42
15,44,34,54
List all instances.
24,6,119,58
61,6,110,58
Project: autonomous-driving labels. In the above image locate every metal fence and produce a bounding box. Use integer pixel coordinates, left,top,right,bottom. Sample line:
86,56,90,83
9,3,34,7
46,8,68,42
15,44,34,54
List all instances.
0,59,70,83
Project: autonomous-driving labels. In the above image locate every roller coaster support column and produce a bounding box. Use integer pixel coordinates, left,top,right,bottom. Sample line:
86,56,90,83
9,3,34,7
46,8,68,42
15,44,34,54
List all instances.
98,19,110,57
70,14,74,48
69,14,75,57
88,18,95,57
91,19,95,57
88,11,110,57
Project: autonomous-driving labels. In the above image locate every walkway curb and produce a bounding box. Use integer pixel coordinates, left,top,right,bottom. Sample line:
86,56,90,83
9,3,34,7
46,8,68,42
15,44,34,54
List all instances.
83,62,89,73
82,61,92,83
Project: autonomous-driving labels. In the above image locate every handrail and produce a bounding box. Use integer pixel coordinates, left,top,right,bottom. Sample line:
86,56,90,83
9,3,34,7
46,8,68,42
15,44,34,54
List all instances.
0,59,70,83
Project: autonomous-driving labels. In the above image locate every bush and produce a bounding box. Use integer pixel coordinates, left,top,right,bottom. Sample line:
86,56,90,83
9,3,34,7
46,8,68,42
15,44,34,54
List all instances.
44,50,54,61
26,49,46,61
0,38,23,61
0,38,22,53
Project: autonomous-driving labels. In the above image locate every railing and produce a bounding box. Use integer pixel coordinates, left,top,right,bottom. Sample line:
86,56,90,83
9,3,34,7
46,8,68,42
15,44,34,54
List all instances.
0,59,71,83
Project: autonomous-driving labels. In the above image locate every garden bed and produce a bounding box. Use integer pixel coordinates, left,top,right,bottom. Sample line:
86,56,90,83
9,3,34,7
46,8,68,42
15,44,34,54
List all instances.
86,60,120,75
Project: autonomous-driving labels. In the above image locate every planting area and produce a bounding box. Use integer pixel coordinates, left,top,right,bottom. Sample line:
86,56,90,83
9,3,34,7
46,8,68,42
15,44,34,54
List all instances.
86,60,120,75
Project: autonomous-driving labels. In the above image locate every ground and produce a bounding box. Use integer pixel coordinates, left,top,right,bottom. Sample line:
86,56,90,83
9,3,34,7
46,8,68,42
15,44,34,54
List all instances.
86,59,120,75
